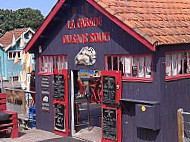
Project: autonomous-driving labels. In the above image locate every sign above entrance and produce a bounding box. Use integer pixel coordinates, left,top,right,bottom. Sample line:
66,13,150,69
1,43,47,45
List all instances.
75,46,96,66
62,16,111,44
67,17,102,29
78,70,101,79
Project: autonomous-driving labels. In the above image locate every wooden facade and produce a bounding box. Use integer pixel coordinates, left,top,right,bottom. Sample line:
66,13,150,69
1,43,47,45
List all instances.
25,0,190,141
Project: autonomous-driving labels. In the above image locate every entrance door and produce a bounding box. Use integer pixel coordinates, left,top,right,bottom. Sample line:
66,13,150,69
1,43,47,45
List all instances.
101,71,122,142
53,69,69,136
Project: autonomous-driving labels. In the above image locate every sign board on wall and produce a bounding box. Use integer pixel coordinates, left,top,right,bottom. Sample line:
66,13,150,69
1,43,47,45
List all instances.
102,108,117,140
75,46,96,66
63,17,110,44
103,76,116,105
41,76,50,111
54,103,65,132
54,75,65,101
62,16,111,66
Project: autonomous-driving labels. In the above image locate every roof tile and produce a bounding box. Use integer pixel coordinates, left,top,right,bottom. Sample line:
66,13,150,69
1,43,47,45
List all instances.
0,28,28,49
94,0,190,45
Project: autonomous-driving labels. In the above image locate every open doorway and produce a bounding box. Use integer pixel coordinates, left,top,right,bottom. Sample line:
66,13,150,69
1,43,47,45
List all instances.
72,70,102,142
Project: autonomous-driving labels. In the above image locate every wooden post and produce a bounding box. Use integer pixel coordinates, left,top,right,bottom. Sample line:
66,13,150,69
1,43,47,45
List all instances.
178,108,184,142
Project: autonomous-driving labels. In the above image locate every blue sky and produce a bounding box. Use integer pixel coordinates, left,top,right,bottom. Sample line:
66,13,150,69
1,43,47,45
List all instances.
0,0,58,16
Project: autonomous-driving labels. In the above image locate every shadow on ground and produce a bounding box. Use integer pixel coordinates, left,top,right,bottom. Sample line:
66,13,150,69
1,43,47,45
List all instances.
38,137,83,142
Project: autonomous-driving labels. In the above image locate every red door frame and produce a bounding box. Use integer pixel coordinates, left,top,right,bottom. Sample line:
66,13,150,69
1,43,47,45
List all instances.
53,69,70,136
101,70,122,142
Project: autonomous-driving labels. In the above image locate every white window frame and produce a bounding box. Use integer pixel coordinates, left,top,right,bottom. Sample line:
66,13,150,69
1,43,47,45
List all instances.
165,50,190,81
8,50,22,60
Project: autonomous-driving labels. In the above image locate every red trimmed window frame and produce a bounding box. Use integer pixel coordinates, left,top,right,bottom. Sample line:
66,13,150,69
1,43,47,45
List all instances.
38,55,68,75
105,54,153,82
165,50,190,81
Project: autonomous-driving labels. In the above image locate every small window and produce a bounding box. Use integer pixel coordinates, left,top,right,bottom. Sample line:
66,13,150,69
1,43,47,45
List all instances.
165,50,190,80
39,55,68,74
8,51,21,60
105,55,153,81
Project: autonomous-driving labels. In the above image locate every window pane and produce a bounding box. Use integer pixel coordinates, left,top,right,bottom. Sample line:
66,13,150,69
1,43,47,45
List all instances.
166,55,171,76
145,56,151,78
13,52,16,58
52,57,54,72
172,54,177,76
18,51,21,58
47,57,51,72
9,52,12,59
107,56,111,70
183,52,188,74
187,52,190,74
53,56,57,70
65,57,68,69
178,53,182,74
40,57,43,72
60,56,63,71
132,57,137,77
56,57,59,71
44,57,48,72
58,57,61,72
124,57,131,77
113,57,118,70
138,56,144,77
119,57,124,76
62,56,65,69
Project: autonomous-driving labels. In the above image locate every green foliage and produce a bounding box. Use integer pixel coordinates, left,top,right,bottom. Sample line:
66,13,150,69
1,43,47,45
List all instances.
0,8,44,37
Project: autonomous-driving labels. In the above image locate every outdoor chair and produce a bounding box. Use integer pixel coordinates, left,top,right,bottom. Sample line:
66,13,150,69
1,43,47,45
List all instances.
0,93,18,138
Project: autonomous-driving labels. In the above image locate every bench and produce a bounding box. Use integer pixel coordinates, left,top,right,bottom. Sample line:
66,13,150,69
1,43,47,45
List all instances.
0,93,18,138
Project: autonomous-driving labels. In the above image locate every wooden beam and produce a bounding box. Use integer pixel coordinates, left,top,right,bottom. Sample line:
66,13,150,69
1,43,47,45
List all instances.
177,108,184,142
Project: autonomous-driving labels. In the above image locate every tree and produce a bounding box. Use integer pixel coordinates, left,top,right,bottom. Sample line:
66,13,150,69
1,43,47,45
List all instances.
0,8,44,37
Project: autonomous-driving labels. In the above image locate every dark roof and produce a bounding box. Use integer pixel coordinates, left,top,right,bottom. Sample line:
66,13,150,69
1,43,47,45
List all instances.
25,0,190,53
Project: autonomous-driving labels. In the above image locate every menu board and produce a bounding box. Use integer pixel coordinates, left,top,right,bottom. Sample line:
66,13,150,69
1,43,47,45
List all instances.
54,103,65,132
103,76,116,104
102,108,117,140
54,75,65,100
41,76,50,111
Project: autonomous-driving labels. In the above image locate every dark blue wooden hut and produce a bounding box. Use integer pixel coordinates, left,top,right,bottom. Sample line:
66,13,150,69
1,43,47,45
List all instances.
24,0,190,141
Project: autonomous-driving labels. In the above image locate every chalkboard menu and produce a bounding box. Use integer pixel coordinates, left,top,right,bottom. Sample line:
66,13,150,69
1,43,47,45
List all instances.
103,76,116,104
102,108,117,140
54,103,65,132
41,76,50,111
54,75,65,100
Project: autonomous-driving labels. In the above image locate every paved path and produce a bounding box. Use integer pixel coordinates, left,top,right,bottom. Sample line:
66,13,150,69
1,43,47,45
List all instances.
0,129,83,142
